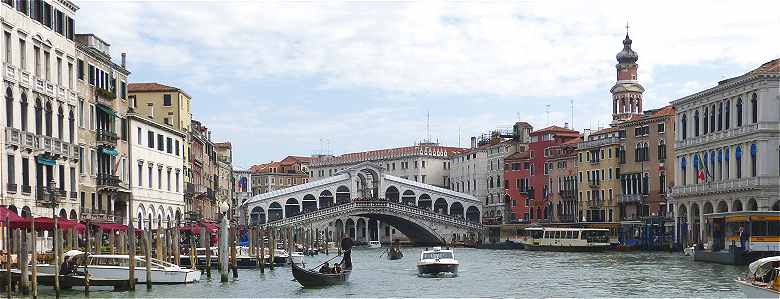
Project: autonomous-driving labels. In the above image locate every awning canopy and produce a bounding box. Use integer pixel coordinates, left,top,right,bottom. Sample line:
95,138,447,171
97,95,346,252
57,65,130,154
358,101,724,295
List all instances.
96,104,117,118
36,155,56,166
101,147,119,156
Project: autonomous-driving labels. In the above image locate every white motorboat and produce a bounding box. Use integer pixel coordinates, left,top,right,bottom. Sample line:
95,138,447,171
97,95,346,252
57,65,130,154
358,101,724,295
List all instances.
290,251,305,265
416,247,458,277
37,250,201,284
274,248,289,264
735,256,780,298
683,246,695,256
368,241,382,248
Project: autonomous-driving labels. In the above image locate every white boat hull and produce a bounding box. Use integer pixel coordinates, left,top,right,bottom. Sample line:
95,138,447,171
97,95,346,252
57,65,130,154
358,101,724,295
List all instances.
36,264,201,284
736,279,780,298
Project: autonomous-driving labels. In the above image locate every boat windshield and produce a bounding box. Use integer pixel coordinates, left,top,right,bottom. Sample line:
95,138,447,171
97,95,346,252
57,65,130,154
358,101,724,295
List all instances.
581,230,609,243
422,251,453,260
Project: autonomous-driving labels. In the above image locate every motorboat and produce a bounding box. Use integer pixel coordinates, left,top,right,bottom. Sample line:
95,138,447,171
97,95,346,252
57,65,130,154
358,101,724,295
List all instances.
37,250,201,284
683,246,695,256
416,247,458,276
735,256,780,298
368,241,382,248
290,251,305,265
519,228,610,252
274,248,289,265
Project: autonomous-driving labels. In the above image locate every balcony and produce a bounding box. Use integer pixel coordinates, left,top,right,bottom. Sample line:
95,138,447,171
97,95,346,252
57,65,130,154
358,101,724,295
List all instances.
96,130,118,145
95,87,116,103
19,70,31,87
21,185,31,194
35,186,64,207
559,214,577,223
577,136,621,150
5,127,21,148
670,176,779,198
620,194,645,204
70,191,78,199
3,63,17,83
80,208,122,223
35,77,45,93
23,132,39,150
6,183,17,193
559,190,576,200
675,123,764,150
587,200,603,208
97,173,121,188
588,180,601,189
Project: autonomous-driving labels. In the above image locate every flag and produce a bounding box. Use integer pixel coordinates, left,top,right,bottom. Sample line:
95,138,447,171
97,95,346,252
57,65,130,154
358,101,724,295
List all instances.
696,154,706,182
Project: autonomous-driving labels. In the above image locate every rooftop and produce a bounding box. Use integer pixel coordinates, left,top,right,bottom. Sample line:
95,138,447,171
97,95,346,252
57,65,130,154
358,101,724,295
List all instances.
129,82,191,98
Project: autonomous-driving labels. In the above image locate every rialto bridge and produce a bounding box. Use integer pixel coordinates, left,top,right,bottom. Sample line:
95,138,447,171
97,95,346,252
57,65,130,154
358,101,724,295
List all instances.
240,162,485,245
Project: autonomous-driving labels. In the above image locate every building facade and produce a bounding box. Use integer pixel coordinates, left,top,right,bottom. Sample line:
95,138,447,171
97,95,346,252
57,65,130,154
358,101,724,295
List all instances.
576,128,622,222
232,169,251,211
1,0,81,218
249,156,311,195
528,126,580,223
127,111,185,229
504,150,530,222
214,142,233,219
545,138,579,223
187,119,219,222
74,33,131,224
670,58,780,245
309,143,463,189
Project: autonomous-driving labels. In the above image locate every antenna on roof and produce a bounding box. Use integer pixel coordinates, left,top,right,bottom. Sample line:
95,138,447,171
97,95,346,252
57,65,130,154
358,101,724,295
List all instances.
570,99,575,130
426,110,431,143
545,104,551,126
458,127,461,148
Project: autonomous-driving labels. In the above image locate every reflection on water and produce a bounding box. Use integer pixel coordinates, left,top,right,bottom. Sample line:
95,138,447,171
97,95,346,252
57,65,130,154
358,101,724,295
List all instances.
47,247,743,298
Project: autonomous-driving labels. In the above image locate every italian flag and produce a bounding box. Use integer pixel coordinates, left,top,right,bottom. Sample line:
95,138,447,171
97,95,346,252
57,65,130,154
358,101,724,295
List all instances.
697,154,706,182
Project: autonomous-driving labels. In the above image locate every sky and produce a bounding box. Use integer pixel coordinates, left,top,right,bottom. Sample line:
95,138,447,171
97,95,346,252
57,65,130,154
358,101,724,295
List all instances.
76,1,780,169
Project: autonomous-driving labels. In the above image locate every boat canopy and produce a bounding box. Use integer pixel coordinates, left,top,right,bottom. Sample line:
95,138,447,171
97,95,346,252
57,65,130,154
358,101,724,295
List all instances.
748,256,780,278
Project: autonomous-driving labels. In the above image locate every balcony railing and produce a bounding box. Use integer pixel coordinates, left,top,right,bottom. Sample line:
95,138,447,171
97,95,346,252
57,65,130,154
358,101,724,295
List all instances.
620,194,645,203
559,214,577,223
97,173,121,187
587,200,603,208
6,183,17,193
559,190,576,199
588,180,601,189
577,136,621,150
3,63,17,82
21,185,31,194
671,176,778,197
96,130,118,145
675,123,763,149
80,208,121,223
35,186,64,207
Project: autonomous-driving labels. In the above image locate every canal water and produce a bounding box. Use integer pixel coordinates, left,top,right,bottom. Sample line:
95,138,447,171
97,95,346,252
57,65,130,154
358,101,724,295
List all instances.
48,247,743,298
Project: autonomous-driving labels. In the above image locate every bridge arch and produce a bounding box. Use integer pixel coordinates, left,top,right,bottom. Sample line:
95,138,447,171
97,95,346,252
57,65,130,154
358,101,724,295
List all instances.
385,186,399,202
302,194,317,213
401,190,415,206
336,186,350,204
434,198,448,215
268,202,283,221
466,206,480,223
285,198,300,217
418,194,432,210
250,206,266,225
450,202,464,219
319,190,334,209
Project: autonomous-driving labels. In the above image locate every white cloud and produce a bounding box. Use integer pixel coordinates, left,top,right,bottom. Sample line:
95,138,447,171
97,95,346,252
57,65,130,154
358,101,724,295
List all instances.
74,1,780,165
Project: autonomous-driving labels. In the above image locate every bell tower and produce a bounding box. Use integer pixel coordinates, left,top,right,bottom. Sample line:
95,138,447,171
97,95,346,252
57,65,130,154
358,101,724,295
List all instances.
611,25,645,124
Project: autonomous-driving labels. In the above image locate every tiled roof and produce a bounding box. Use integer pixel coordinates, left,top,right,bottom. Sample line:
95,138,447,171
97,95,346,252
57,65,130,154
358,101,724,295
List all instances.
531,125,580,136
311,145,465,166
128,82,179,92
748,58,780,76
505,151,530,161
240,174,351,206
383,175,480,203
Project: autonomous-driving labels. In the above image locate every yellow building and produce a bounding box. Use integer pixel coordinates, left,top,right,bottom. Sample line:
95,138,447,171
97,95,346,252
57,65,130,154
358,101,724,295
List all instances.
128,83,193,184
576,128,622,223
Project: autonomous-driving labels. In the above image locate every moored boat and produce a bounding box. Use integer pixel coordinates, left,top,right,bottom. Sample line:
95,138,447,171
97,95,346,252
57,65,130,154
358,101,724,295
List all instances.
735,256,780,298
388,239,403,260
519,228,610,252
368,240,382,248
37,251,201,284
291,237,353,288
416,247,458,276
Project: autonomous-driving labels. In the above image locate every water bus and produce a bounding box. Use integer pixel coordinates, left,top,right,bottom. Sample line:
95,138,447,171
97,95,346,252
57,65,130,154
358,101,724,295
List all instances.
694,211,780,265
519,227,610,252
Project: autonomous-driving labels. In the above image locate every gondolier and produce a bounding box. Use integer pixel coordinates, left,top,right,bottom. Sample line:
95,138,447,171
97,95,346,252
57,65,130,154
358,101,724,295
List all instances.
291,235,354,288
341,235,354,269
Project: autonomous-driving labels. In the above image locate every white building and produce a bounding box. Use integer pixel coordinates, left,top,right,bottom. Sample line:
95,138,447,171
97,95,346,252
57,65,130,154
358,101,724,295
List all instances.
1,0,81,218
448,145,488,208
127,112,186,229
670,58,780,244
309,142,463,190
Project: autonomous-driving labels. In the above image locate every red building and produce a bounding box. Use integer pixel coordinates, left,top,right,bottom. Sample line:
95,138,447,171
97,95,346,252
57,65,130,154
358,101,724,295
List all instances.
504,151,531,222
520,126,580,223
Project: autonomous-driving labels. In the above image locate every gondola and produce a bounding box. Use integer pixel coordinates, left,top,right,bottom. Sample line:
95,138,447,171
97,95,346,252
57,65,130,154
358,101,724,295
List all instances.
291,262,351,287
291,237,353,288
387,248,403,260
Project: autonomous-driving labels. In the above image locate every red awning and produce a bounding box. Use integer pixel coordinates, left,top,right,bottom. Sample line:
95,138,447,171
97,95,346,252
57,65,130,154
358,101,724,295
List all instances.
0,207,24,223
178,222,219,235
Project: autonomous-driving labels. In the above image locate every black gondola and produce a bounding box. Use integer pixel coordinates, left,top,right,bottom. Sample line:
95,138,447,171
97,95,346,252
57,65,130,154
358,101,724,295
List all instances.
387,248,403,260
291,236,353,288
291,262,351,287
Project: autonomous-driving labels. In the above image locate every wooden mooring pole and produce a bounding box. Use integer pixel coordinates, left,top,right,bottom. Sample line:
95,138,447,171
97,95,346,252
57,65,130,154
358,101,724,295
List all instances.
219,217,229,283
144,230,152,289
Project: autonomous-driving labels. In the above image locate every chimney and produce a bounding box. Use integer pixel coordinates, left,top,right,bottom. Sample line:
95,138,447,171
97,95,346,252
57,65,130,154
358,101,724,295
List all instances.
470,136,477,149
121,53,126,68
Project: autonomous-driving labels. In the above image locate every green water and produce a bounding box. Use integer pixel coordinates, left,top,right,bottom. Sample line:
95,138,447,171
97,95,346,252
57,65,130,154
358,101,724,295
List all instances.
41,247,743,298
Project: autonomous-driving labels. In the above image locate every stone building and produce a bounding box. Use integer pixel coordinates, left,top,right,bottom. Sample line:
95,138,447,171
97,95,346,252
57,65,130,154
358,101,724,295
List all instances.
545,137,580,223
670,58,780,245
249,156,311,195
527,126,580,223
1,0,81,218
187,119,219,222
576,128,622,222
309,142,463,190
127,111,185,229
214,142,233,219
74,33,131,224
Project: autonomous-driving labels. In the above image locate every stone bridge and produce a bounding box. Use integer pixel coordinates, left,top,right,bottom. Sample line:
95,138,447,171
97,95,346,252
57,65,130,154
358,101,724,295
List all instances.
240,162,485,245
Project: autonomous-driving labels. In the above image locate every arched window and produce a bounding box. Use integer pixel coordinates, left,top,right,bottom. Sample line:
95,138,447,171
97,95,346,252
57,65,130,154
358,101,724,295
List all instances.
735,146,743,179
45,101,52,137
717,102,723,131
488,177,493,189
57,106,64,139
751,93,758,123
5,88,12,127
750,143,757,177
658,139,666,161
736,98,743,127
20,93,28,132
694,110,700,137
725,100,730,130
681,114,687,140
34,98,42,135
680,157,687,185
710,104,716,133
68,110,75,143
703,107,708,134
